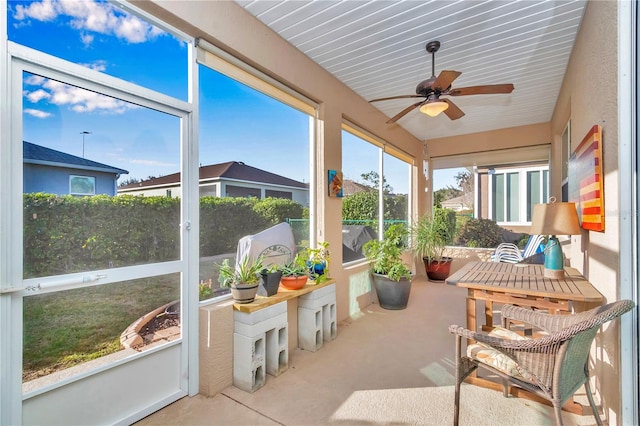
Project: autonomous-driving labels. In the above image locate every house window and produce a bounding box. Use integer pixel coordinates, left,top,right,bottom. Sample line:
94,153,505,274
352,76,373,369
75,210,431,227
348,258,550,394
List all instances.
226,185,260,198
341,123,412,263
69,175,96,195
265,190,292,199
490,166,548,225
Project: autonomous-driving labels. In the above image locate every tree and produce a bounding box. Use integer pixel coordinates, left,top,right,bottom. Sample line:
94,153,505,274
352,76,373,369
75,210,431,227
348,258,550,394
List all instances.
454,170,474,210
455,170,473,194
360,171,393,193
434,186,462,207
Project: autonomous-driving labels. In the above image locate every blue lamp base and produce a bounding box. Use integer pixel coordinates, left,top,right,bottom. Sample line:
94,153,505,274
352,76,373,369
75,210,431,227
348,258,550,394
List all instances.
544,235,565,279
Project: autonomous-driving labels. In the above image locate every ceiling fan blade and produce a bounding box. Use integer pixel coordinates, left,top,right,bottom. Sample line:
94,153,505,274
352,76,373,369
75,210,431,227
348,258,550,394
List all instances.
442,98,465,120
431,70,462,91
448,83,514,96
387,101,424,123
369,94,424,102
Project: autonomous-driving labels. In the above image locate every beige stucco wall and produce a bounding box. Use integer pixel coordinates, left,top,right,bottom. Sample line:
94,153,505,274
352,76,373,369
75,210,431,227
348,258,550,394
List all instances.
426,121,551,158
550,2,623,423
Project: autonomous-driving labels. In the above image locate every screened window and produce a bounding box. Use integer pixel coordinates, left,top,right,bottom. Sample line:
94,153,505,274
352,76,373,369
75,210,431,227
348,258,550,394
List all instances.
490,166,549,224
197,46,315,302
341,125,411,263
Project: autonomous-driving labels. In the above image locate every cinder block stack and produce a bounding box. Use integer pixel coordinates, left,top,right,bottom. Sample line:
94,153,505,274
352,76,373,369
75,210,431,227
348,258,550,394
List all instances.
297,283,337,352
233,301,288,392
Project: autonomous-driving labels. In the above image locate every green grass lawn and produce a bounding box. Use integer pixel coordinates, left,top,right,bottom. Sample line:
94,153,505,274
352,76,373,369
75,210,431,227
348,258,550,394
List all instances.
23,274,180,381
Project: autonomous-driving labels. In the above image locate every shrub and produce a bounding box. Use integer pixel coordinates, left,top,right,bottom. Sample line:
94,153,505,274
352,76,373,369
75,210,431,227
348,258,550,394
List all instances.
455,218,504,248
253,197,304,224
199,196,269,256
433,207,456,245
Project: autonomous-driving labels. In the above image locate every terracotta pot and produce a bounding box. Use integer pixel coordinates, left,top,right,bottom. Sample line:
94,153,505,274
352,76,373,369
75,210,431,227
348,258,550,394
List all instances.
280,275,308,290
423,256,453,282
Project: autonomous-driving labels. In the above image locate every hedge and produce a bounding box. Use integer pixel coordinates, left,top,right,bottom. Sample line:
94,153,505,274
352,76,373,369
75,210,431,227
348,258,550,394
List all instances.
24,194,305,278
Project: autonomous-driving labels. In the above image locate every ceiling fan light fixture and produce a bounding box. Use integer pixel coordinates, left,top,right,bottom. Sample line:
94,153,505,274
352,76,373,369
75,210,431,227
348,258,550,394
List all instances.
420,100,449,117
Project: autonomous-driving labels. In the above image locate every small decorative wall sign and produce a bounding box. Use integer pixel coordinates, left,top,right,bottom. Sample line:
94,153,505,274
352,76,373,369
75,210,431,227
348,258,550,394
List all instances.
328,169,343,197
568,125,604,231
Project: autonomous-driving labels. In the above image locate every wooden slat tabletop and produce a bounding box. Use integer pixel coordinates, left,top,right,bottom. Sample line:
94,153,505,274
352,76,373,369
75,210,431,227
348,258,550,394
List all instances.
446,261,603,302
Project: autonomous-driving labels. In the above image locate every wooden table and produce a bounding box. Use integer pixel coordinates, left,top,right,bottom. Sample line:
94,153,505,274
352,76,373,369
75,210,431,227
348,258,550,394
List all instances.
446,261,603,333
446,261,604,414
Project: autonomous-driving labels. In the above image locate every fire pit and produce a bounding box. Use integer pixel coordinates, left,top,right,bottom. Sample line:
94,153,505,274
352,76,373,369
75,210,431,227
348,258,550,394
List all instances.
120,301,181,350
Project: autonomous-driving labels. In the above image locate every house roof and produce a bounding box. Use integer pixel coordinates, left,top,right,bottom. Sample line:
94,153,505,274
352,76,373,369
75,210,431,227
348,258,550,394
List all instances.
342,179,371,196
23,141,128,175
441,195,472,209
118,161,308,190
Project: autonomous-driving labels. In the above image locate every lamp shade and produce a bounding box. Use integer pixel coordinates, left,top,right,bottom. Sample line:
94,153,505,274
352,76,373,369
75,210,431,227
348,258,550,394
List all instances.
419,100,448,117
530,201,582,236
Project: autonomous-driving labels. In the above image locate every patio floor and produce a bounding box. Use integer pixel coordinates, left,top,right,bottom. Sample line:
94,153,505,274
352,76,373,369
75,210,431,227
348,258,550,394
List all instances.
136,277,598,425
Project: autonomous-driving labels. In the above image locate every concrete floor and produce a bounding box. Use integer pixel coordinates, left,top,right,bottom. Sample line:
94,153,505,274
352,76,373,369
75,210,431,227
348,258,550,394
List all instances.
136,277,599,426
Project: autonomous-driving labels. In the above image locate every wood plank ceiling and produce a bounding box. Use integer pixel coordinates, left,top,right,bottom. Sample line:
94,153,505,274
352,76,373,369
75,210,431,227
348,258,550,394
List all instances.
235,0,587,141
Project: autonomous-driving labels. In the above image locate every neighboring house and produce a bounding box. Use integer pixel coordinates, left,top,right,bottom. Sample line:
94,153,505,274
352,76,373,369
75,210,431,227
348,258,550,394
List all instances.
23,141,129,196
440,194,472,212
118,161,309,206
474,162,549,232
341,179,371,196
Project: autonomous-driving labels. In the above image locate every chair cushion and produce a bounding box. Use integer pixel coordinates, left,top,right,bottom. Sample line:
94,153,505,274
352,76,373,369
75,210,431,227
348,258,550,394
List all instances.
467,327,533,381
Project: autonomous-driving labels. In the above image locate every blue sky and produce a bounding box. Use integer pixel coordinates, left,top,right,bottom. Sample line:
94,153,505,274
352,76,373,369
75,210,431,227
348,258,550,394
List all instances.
9,0,457,193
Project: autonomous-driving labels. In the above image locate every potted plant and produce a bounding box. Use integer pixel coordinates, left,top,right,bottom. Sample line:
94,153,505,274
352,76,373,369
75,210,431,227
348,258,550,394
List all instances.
217,255,264,303
259,263,282,297
279,251,310,290
362,223,413,310
306,241,330,283
412,208,455,281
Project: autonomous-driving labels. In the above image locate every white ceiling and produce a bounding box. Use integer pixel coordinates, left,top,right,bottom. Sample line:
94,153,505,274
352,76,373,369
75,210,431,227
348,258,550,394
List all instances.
234,0,586,141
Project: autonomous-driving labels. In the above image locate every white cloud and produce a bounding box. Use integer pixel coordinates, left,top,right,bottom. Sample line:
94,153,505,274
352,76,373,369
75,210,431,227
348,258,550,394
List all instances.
12,0,165,44
80,60,107,72
24,77,134,115
14,0,57,21
80,32,94,47
25,89,51,103
24,108,53,118
24,75,46,86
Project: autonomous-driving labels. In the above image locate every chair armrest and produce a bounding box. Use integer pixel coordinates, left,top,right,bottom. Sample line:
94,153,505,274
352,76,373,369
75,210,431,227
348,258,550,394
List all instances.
448,324,569,351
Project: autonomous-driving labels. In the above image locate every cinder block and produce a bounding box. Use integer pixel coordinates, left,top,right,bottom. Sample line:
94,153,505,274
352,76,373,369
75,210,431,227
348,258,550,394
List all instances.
298,306,323,352
265,323,288,376
299,283,335,301
234,312,287,337
234,301,287,326
323,302,337,342
233,333,266,393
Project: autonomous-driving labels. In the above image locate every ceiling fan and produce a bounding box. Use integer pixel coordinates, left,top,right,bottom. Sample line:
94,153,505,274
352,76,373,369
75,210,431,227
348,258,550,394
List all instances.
369,41,514,123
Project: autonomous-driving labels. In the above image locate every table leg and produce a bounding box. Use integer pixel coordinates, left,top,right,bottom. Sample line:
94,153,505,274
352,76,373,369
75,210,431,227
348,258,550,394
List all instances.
484,300,494,329
466,289,476,332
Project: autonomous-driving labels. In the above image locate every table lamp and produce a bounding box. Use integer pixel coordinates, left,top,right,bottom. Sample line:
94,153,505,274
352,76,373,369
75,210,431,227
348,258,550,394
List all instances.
529,198,582,279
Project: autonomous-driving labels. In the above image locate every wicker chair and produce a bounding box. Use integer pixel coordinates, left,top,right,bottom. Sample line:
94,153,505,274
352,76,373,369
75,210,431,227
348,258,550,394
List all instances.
449,300,635,426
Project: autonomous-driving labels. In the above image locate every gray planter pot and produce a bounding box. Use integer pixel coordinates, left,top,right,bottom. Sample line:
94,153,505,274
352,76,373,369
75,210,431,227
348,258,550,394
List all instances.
371,272,412,310
259,270,282,297
230,283,259,304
